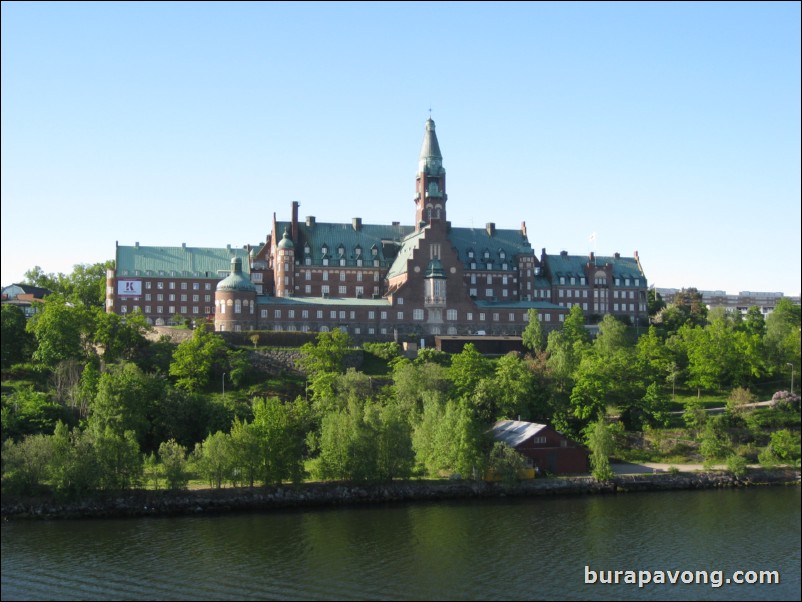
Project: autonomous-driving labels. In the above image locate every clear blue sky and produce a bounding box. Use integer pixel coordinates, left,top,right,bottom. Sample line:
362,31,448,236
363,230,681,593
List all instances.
2,1,800,296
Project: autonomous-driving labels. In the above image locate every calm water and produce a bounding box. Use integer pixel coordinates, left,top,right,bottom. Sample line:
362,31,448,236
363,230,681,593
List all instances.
2,487,800,601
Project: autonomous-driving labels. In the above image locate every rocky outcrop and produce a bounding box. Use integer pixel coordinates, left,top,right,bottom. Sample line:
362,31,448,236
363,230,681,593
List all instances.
2,468,798,521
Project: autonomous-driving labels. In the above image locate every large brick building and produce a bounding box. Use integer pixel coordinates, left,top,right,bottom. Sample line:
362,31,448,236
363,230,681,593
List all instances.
106,119,649,342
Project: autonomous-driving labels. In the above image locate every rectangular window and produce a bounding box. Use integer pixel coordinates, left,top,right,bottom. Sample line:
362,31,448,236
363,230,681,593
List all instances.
302,310,309,319
145,282,152,290
193,295,199,302
322,285,330,295
493,313,499,321
323,271,329,281
305,285,311,294
157,282,164,290
288,310,295,319
261,309,268,318
485,289,493,297
193,283,200,290
305,271,311,280
181,282,187,290
447,309,457,320
193,306,199,314
397,297,404,305
339,286,347,295
381,311,387,320
317,310,323,319
169,282,176,290
205,283,211,290
274,310,282,318
339,311,346,319
413,309,424,320
479,313,486,321
397,311,403,320
467,312,473,321
339,272,345,281
330,311,337,319
509,313,515,321
368,311,375,319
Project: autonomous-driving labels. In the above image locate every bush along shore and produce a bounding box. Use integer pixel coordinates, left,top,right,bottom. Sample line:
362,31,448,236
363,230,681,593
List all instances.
2,467,799,521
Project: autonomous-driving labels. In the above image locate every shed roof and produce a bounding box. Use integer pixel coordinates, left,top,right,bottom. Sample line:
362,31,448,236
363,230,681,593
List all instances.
491,420,548,448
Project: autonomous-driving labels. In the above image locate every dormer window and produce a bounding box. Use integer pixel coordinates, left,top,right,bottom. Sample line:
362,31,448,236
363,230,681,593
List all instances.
355,246,362,257
338,245,345,257
321,245,328,256
499,250,506,260
467,250,474,259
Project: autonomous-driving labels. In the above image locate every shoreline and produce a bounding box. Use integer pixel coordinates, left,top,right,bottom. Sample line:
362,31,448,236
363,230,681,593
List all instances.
2,467,799,521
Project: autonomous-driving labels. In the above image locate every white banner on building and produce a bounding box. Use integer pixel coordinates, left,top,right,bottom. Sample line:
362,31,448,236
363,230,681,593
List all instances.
117,280,142,296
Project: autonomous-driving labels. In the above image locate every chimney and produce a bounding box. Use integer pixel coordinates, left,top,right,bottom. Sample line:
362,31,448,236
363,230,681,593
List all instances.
521,221,527,238
486,222,495,236
305,216,315,227
352,217,362,231
292,201,299,242
135,241,139,248
560,250,568,257
589,251,595,262
182,242,186,249
392,221,400,226
614,252,620,259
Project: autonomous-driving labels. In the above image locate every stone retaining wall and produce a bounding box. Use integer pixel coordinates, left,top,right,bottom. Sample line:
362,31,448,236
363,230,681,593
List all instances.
2,468,798,521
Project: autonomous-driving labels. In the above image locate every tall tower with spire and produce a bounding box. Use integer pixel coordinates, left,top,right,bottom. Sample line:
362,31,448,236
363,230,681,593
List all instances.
414,118,447,230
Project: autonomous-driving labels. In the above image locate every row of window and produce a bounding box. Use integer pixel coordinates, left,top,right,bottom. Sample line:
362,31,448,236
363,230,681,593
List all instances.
557,276,642,287
256,308,554,323
120,305,213,315
144,281,213,291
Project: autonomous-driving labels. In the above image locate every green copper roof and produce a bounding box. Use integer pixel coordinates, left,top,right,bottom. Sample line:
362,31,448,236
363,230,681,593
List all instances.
419,118,445,176
424,258,446,279
217,257,256,292
386,229,426,280
277,229,294,250
276,220,415,267
545,252,646,285
448,226,533,266
116,244,250,278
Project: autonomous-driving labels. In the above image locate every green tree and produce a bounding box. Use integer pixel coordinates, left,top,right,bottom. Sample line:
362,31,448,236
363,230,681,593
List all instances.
1,433,54,495
297,329,352,376
448,343,493,401
92,308,152,363
563,305,591,346
765,298,801,378
521,309,544,354
586,418,614,481
90,362,164,447
647,288,666,317
392,359,450,421
91,426,143,490
24,261,113,308
487,441,527,485
193,431,235,489
1,304,34,368
491,352,536,421
158,439,190,490
229,417,262,487
593,314,630,359
169,327,227,392
26,293,94,366
252,396,309,485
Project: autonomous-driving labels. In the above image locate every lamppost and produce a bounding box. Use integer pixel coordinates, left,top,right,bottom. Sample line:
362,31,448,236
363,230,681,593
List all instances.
788,363,795,395
222,372,226,396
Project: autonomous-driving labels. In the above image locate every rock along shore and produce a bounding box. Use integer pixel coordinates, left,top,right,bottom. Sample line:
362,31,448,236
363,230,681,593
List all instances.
2,468,799,521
